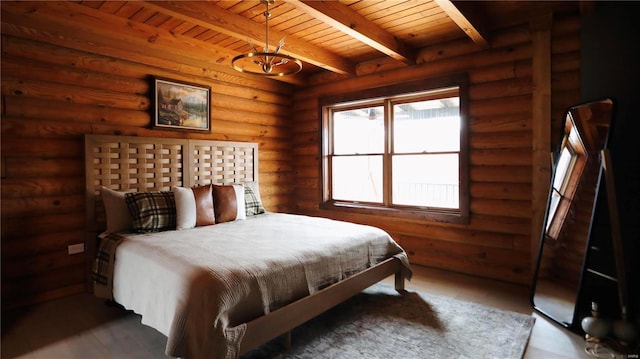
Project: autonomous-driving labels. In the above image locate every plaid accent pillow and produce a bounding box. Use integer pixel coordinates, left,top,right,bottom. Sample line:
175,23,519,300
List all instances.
244,184,265,216
125,191,176,232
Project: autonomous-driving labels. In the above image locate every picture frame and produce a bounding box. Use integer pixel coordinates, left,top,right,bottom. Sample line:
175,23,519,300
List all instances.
153,77,211,132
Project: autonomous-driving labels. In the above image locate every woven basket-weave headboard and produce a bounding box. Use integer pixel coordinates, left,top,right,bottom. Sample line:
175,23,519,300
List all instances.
84,134,258,234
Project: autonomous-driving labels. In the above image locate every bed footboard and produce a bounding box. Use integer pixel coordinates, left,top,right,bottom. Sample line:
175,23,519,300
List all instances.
238,257,404,355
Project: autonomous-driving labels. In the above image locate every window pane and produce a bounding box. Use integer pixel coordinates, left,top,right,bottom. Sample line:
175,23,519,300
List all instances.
392,154,459,208
332,155,382,203
553,147,573,193
393,97,460,153
333,106,384,155
546,189,562,232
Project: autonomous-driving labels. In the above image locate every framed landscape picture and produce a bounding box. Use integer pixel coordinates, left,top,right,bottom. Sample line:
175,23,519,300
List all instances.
153,77,211,132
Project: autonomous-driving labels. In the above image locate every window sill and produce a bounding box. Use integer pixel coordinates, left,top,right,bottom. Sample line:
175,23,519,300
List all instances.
320,201,469,224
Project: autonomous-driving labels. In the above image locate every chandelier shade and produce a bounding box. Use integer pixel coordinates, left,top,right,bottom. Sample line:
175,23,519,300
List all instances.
231,0,302,77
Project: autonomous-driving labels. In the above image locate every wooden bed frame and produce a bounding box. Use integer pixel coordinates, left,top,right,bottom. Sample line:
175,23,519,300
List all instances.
84,134,406,356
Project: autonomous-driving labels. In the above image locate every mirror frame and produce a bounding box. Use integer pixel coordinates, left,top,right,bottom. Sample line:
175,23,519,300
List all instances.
530,98,615,331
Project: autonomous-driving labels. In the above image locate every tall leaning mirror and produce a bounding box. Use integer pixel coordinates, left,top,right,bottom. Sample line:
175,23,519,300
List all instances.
531,98,615,329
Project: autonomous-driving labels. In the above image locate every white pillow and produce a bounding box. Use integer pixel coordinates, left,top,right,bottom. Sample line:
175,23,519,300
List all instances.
233,184,246,220
100,186,134,234
173,186,197,230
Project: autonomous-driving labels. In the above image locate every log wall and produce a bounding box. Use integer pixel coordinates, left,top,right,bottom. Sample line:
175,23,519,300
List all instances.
290,13,581,285
0,3,295,310
0,2,581,310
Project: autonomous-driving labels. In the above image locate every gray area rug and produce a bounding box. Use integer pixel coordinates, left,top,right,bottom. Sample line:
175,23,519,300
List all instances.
242,283,535,359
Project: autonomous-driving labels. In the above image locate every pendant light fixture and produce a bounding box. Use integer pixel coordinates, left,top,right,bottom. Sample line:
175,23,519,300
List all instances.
231,0,302,77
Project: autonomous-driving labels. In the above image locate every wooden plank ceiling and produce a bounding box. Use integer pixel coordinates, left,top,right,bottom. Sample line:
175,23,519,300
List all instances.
77,0,574,82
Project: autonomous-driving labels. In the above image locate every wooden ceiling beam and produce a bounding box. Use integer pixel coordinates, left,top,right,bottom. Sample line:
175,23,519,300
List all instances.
287,0,416,65
145,1,356,76
434,0,490,47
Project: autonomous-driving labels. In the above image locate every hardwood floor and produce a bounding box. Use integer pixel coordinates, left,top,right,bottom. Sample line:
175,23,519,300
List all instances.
1,265,592,359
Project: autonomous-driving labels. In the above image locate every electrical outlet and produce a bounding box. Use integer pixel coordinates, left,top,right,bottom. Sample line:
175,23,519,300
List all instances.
68,243,85,255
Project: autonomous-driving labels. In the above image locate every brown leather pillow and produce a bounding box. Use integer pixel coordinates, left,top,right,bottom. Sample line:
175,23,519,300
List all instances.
192,184,215,226
212,185,237,224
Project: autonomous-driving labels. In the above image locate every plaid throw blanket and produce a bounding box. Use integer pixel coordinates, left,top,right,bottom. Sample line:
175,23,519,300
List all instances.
93,232,125,299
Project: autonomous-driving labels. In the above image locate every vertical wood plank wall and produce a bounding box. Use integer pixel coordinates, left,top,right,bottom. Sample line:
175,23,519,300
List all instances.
290,14,581,285
0,8,295,309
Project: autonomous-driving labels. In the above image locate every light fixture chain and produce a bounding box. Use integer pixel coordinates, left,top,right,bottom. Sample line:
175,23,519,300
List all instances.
264,0,270,55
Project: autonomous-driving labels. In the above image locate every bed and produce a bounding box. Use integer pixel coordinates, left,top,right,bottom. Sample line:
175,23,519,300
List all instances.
84,134,412,358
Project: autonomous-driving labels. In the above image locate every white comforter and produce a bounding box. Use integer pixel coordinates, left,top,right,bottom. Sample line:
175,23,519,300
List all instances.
108,213,410,358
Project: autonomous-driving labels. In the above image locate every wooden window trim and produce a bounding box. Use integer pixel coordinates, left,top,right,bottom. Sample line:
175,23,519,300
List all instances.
319,74,469,224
